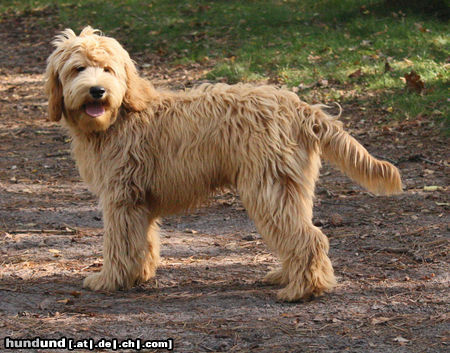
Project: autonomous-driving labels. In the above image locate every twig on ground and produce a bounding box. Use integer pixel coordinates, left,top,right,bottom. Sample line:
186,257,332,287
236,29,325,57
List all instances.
419,157,444,166
371,154,398,165
361,246,413,255
5,228,77,235
398,154,445,166
45,151,70,158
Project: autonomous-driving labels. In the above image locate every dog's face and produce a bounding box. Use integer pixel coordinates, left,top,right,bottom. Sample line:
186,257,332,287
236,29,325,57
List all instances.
45,27,153,132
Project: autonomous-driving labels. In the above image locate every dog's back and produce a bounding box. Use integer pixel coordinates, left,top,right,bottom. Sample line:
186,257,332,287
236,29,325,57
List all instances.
153,83,402,198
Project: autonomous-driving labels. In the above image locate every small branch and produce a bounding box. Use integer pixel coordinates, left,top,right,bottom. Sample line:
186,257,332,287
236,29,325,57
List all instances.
45,151,70,158
371,154,398,165
424,238,448,247
5,229,77,235
419,157,444,166
398,154,445,166
361,246,413,255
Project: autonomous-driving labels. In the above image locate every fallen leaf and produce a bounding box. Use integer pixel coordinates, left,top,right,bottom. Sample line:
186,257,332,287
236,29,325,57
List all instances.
184,229,198,234
317,79,328,87
349,69,362,79
307,54,321,63
423,185,441,191
393,336,409,343
371,317,391,325
57,298,74,305
297,83,314,90
415,23,429,33
403,58,414,66
404,70,424,93
330,213,343,226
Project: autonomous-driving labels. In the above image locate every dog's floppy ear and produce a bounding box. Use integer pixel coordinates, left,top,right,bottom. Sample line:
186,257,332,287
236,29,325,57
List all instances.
44,28,79,122
44,62,63,122
123,57,156,112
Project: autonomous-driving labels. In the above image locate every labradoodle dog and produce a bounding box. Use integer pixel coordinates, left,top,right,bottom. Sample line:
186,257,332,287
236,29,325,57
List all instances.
44,26,402,301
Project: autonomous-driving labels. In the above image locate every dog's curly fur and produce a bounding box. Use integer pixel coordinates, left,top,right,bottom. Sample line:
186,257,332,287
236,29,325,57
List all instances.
45,27,402,301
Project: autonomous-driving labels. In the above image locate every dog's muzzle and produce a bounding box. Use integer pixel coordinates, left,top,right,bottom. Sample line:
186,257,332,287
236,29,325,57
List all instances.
85,86,107,117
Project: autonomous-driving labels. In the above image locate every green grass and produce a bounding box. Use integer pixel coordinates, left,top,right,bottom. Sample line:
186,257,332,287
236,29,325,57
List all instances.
1,0,448,126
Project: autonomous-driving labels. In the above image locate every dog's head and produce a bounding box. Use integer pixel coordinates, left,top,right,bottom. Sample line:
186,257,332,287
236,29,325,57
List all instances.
45,26,155,132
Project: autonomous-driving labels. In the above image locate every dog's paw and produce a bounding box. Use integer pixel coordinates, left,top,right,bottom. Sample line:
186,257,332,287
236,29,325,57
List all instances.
276,268,335,302
137,263,157,283
276,282,314,302
83,271,120,291
263,267,289,285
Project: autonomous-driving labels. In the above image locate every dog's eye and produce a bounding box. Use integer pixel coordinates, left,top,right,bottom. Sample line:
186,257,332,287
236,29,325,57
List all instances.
76,67,86,72
103,67,110,73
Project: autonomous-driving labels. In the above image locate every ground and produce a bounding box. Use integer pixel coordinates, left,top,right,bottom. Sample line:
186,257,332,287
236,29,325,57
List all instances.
0,14,449,353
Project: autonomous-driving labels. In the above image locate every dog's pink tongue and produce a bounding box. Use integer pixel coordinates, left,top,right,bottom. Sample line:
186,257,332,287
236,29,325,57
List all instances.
85,102,105,117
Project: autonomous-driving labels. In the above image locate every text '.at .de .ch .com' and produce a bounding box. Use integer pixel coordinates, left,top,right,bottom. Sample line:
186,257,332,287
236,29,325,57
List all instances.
3,337,174,351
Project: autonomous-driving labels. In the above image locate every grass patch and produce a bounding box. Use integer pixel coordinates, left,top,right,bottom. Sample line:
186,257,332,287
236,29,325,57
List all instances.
1,0,448,125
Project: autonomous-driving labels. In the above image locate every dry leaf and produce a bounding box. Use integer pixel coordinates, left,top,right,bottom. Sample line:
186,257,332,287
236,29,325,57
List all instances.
330,213,343,226
404,70,424,93
423,185,441,192
307,54,321,63
414,23,429,33
184,229,198,234
57,298,74,305
318,79,329,87
403,58,414,66
371,317,391,325
393,336,409,343
349,69,362,79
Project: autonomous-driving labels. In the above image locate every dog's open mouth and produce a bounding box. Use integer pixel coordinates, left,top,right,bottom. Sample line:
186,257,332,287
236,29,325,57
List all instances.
85,102,105,117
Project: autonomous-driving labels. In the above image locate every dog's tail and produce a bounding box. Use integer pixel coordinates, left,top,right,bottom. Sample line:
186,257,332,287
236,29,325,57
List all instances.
301,105,402,195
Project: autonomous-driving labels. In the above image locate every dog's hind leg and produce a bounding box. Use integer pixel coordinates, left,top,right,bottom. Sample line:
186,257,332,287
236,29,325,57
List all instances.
274,225,336,302
238,154,336,301
83,201,160,291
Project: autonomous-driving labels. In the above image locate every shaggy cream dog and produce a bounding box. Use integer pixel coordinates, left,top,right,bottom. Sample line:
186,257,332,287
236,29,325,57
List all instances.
45,27,402,301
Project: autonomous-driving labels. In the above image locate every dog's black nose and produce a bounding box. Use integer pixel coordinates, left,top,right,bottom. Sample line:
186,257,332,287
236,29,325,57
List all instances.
90,86,106,99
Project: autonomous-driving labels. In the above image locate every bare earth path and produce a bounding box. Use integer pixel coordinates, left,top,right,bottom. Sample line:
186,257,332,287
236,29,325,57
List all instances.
0,15,448,353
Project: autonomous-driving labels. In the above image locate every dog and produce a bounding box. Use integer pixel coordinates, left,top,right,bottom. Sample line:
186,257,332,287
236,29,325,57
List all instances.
44,26,402,301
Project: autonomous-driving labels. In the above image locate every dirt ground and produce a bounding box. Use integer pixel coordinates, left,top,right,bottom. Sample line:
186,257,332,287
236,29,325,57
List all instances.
1,14,449,353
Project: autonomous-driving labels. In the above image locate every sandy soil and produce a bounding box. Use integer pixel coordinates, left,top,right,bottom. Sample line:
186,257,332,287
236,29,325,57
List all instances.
0,12,448,353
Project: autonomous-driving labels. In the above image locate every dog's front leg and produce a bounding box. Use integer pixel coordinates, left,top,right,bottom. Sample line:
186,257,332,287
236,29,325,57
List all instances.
83,201,160,291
